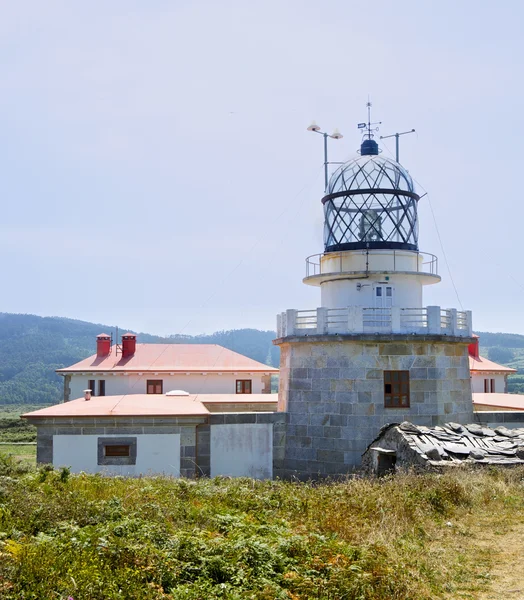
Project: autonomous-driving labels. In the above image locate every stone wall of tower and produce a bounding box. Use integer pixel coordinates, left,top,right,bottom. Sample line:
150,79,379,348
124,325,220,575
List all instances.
273,334,474,479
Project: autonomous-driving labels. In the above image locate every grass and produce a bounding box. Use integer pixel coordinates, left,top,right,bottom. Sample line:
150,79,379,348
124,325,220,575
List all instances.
0,404,41,469
0,443,36,467
0,463,523,598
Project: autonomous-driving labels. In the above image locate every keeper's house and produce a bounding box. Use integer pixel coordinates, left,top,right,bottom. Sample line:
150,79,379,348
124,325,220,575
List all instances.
468,335,520,412
56,333,277,401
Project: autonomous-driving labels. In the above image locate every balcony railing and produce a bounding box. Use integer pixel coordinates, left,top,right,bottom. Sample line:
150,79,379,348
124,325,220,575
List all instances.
276,306,472,338
305,251,439,278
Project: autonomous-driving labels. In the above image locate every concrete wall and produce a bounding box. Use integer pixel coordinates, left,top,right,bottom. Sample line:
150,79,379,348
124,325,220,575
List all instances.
210,423,273,479
321,274,424,311
274,334,474,479
68,372,266,400
471,373,506,393
33,416,202,478
475,411,524,429
53,434,181,476
31,412,287,480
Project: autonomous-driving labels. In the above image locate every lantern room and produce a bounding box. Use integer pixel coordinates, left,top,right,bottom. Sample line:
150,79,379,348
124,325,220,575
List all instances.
323,139,419,253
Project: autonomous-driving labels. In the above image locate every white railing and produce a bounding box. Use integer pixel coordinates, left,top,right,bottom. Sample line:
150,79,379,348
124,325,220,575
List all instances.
276,306,473,338
305,251,439,278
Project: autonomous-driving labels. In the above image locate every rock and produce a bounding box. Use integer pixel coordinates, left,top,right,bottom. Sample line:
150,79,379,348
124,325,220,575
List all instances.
426,446,443,461
494,427,520,438
516,447,524,460
441,443,471,455
446,422,464,433
469,449,487,460
399,422,422,434
464,424,484,435
481,428,496,437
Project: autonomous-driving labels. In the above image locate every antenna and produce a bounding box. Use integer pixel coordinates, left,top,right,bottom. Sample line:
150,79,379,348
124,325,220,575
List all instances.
357,99,381,140
380,128,415,162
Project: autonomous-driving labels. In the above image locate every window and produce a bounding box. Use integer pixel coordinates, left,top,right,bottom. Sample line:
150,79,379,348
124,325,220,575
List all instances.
384,371,410,408
98,380,106,396
147,380,163,394
491,378,495,393
484,379,489,393
98,437,137,466
105,445,130,457
88,379,96,396
236,380,252,394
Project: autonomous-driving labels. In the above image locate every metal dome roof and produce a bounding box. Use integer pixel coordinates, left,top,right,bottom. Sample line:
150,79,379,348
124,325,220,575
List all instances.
327,154,415,196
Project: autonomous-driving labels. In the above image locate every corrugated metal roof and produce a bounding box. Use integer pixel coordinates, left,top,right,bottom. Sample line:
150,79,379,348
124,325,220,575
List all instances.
56,344,279,374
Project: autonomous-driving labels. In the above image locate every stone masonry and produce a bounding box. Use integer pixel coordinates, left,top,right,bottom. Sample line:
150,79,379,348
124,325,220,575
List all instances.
273,333,474,479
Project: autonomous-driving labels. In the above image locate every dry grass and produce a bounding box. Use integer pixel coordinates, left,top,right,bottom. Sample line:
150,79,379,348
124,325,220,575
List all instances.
0,463,524,598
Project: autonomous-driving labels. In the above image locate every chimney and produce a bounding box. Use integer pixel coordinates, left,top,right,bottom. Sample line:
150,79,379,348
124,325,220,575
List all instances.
468,335,480,358
84,389,92,401
122,333,137,358
96,333,111,357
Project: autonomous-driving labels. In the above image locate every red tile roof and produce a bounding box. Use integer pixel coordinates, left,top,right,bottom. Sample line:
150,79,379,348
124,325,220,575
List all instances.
469,355,517,373
56,344,278,374
472,393,524,411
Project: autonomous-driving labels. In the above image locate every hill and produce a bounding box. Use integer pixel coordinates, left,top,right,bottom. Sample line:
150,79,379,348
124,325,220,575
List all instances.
1,314,523,405
0,313,279,405
476,331,524,394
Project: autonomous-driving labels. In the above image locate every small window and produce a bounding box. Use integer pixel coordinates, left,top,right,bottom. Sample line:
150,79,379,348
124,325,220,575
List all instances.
236,380,252,394
147,380,163,394
386,287,392,297
491,378,495,393
105,445,130,457
376,287,382,297
484,379,489,393
384,371,410,408
98,380,106,396
88,379,96,397
98,437,137,466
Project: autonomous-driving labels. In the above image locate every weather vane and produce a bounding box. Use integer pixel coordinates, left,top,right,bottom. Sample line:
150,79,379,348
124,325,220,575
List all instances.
357,100,381,140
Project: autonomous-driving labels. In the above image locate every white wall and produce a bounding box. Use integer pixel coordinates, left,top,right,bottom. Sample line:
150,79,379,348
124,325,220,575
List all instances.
471,373,506,393
68,372,265,400
320,274,424,310
210,423,272,479
53,434,181,476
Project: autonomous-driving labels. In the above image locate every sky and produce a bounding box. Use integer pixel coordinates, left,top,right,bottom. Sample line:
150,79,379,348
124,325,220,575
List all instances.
1,0,523,336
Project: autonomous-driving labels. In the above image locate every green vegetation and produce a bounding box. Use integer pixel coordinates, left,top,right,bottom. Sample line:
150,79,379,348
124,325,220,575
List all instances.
0,404,38,467
488,346,515,364
0,313,278,405
477,330,524,394
0,464,522,598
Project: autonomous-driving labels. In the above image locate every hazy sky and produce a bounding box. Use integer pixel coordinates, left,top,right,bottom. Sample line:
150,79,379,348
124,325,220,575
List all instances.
1,1,523,336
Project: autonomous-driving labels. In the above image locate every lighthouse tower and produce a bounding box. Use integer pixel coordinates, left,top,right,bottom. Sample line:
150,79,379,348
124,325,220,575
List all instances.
274,115,474,478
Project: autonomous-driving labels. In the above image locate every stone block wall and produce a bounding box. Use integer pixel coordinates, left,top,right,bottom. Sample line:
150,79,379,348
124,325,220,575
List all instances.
273,333,474,479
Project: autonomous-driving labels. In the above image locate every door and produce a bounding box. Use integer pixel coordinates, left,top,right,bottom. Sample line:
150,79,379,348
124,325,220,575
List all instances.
374,285,393,309
369,285,393,329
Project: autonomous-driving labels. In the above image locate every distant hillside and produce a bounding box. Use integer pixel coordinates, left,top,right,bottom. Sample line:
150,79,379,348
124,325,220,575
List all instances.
1,315,522,405
476,331,524,394
0,313,279,405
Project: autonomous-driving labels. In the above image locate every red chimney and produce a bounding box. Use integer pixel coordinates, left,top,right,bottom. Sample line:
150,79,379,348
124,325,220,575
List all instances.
122,333,137,358
96,333,111,357
468,334,480,358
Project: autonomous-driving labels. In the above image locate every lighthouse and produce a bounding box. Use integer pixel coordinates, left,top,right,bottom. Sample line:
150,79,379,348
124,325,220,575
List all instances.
274,110,474,479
